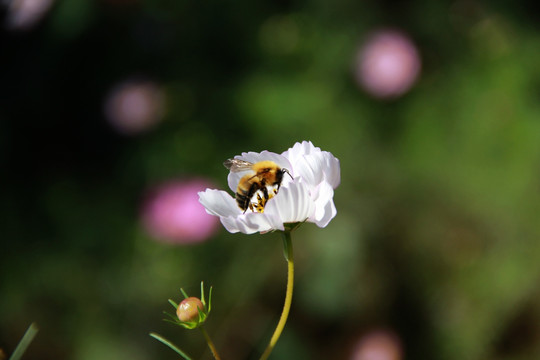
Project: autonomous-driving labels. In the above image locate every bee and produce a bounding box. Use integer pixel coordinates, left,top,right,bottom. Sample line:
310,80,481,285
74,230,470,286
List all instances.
224,159,293,213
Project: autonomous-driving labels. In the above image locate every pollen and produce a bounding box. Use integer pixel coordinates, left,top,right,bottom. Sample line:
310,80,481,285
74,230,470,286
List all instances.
247,185,279,213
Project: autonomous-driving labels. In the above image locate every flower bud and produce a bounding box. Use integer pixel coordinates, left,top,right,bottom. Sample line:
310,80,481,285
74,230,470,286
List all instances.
165,282,212,329
176,297,205,323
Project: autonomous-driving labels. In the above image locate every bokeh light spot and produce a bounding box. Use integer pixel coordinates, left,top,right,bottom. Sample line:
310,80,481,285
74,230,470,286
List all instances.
350,330,402,360
354,29,421,99
141,179,220,245
4,0,55,31
104,79,166,135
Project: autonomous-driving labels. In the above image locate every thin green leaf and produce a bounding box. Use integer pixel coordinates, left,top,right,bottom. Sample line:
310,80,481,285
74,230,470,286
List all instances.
9,323,39,360
149,332,193,360
207,286,213,313
164,310,177,320
180,288,189,299
200,281,205,304
168,299,179,308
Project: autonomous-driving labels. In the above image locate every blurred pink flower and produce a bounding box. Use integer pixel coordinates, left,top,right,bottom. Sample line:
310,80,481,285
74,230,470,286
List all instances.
5,0,55,31
104,79,166,135
142,179,220,244
350,330,402,360
355,29,421,99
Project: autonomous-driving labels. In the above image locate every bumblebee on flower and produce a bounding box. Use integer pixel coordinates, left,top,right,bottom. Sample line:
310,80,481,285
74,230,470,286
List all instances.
223,158,293,213
155,142,340,360
199,141,340,234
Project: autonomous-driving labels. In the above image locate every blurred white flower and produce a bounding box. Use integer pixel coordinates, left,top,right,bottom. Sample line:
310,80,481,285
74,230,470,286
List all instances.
199,141,340,234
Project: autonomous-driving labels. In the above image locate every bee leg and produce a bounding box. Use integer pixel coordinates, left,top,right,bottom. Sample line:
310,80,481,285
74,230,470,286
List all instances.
236,191,250,213
274,178,282,191
261,185,269,202
242,182,261,213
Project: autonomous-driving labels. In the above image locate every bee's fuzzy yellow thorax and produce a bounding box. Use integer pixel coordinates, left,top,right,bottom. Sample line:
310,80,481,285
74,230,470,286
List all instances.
252,161,280,173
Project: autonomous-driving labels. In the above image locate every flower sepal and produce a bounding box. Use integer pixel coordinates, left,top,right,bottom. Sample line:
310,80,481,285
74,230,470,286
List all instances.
283,221,306,233
164,281,212,329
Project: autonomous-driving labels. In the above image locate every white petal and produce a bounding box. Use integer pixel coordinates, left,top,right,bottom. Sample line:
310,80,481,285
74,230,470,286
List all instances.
282,141,340,189
265,181,315,228
221,212,274,234
282,141,318,166
294,152,325,187
309,181,337,228
322,152,341,189
198,189,240,217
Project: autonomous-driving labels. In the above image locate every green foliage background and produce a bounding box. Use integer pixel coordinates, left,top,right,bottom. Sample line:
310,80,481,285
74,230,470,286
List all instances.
2,1,540,359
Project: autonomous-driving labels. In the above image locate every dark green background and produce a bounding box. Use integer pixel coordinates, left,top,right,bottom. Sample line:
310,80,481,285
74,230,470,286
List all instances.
2,1,540,359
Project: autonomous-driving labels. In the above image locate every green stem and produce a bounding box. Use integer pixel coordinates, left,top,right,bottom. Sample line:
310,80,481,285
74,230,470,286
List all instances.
9,323,38,360
259,231,294,360
200,326,222,360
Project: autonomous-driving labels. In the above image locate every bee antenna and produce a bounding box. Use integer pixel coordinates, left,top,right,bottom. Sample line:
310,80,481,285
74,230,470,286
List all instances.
283,168,293,179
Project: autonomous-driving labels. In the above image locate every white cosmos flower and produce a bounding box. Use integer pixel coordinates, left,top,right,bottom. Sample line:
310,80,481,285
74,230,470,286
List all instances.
198,141,340,234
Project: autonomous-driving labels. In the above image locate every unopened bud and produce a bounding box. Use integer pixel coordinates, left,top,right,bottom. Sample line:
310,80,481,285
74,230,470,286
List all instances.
176,297,205,323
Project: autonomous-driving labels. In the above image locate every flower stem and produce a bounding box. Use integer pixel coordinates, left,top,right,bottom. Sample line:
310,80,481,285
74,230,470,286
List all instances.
259,231,294,360
10,322,39,360
200,326,222,360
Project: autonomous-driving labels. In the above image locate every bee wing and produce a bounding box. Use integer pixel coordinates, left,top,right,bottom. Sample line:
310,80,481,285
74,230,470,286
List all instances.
223,159,254,172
